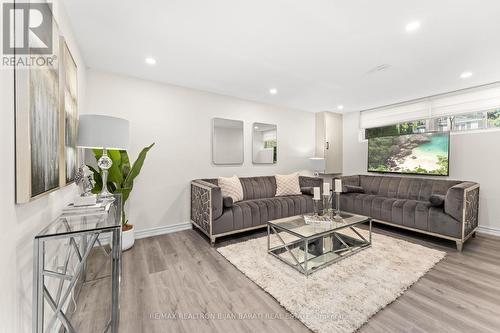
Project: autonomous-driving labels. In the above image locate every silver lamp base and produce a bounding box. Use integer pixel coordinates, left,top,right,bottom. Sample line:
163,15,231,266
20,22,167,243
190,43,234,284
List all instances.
97,149,114,199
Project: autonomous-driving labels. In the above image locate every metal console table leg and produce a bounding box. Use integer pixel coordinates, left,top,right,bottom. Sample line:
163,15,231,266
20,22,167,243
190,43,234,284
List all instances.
110,227,122,333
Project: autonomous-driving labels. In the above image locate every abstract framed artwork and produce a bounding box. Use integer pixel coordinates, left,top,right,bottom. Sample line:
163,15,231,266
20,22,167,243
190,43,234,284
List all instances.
14,6,78,203
62,40,78,184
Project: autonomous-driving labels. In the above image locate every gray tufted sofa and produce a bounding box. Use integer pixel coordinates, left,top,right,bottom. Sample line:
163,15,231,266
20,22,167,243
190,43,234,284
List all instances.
191,176,322,245
338,175,480,251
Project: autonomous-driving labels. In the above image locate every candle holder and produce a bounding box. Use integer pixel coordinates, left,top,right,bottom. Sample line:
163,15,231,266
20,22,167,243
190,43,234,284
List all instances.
334,192,342,221
323,193,332,217
313,198,321,216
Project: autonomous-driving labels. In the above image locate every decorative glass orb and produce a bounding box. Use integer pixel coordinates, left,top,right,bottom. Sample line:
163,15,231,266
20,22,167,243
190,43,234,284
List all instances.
97,155,113,170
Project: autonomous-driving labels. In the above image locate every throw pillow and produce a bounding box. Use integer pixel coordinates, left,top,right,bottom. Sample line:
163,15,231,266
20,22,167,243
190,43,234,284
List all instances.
218,176,244,202
344,185,365,193
222,196,234,208
275,173,301,196
429,194,445,207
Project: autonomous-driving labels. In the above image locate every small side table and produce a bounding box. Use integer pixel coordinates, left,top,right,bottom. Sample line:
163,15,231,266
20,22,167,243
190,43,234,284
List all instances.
33,195,122,333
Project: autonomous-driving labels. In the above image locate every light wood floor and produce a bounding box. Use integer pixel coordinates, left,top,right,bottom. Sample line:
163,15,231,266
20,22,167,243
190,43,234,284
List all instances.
72,224,500,333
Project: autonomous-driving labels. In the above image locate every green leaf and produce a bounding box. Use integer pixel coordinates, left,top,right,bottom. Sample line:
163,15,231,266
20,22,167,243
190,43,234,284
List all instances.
90,143,154,226
123,143,155,189
108,150,122,168
120,150,131,179
107,160,124,187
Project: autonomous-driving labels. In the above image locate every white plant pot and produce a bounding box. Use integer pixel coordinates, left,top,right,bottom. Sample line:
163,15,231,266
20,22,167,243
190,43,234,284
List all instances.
122,225,135,251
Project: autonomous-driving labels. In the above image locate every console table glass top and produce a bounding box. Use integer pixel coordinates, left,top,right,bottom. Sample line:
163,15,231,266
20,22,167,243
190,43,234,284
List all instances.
35,198,121,239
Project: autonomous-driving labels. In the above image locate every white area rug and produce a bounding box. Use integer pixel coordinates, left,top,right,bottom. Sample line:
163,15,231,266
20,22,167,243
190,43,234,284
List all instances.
217,229,446,333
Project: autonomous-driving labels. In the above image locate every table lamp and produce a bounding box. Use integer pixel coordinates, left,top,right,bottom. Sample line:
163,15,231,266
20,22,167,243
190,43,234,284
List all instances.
77,114,130,198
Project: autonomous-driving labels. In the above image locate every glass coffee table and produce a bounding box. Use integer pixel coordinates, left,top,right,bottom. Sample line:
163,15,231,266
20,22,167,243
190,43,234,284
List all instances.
267,212,372,276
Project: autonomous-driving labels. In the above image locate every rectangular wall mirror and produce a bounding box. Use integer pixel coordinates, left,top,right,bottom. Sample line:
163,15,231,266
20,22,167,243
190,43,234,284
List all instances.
252,122,277,164
212,118,244,165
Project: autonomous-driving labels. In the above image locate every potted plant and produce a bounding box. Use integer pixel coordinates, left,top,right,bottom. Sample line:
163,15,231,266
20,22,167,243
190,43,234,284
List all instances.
88,143,154,250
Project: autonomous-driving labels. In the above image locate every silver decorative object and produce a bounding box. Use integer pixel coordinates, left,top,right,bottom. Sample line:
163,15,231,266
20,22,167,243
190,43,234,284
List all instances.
75,165,96,196
334,192,342,221
323,193,334,217
97,149,114,198
313,198,321,215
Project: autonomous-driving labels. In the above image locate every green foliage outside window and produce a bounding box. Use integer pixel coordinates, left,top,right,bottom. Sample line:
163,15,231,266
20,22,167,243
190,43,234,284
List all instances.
366,109,500,139
365,120,426,139
488,109,500,128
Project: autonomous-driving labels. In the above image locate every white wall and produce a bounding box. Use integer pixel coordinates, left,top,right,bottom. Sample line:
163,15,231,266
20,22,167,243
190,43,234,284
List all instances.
342,111,500,233
0,2,86,332
84,69,315,231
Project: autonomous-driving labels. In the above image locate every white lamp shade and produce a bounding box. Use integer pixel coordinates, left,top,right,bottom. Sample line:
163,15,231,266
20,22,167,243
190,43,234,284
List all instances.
77,114,130,150
309,157,325,173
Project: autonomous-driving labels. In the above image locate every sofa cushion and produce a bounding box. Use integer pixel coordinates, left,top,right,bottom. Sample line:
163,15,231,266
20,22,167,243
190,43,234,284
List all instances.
359,175,461,201
339,193,432,232
429,207,462,238
240,176,277,200
218,175,244,202
275,173,301,196
212,195,313,234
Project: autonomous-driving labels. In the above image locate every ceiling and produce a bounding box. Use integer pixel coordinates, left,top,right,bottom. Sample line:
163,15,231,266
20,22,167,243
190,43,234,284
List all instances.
64,0,500,113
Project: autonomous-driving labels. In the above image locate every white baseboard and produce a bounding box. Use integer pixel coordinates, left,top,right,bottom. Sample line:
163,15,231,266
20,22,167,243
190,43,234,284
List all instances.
134,222,193,239
98,222,193,245
477,225,500,238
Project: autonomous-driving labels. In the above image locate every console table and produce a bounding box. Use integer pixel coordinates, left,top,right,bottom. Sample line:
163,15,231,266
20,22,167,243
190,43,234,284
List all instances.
33,195,122,333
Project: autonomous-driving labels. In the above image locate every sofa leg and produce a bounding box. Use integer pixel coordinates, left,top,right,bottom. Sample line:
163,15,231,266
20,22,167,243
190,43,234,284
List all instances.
210,236,216,247
472,232,476,238
456,241,463,252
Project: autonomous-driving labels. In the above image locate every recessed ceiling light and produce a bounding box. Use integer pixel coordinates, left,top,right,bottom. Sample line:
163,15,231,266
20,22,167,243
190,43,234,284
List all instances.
145,57,156,65
269,88,278,95
254,126,259,130
460,71,473,79
405,21,421,32
337,105,344,110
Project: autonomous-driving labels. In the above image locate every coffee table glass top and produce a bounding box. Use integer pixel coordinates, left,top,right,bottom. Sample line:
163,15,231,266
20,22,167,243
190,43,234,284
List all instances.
268,212,370,238
267,212,372,276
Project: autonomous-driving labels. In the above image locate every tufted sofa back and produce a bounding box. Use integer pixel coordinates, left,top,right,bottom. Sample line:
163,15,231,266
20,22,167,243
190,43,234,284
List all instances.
203,176,277,200
359,175,461,202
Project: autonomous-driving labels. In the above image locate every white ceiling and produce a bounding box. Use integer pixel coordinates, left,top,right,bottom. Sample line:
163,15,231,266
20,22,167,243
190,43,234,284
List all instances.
64,0,500,113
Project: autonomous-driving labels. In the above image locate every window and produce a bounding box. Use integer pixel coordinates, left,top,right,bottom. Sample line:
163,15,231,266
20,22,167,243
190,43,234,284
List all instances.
365,109,500,139
431,117,450,132
365,120,426,139
487,109,500,128
365,125,398,139
451,112,487,131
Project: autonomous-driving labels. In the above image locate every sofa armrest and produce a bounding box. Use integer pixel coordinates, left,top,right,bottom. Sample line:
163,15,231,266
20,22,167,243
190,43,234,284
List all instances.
299,176,323,191
445,182,479,226
339,175,361,192
191,180,223,235
300,187,314,196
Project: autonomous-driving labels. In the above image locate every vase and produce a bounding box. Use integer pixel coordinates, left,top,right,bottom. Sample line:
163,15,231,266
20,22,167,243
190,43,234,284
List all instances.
122,224,135,251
